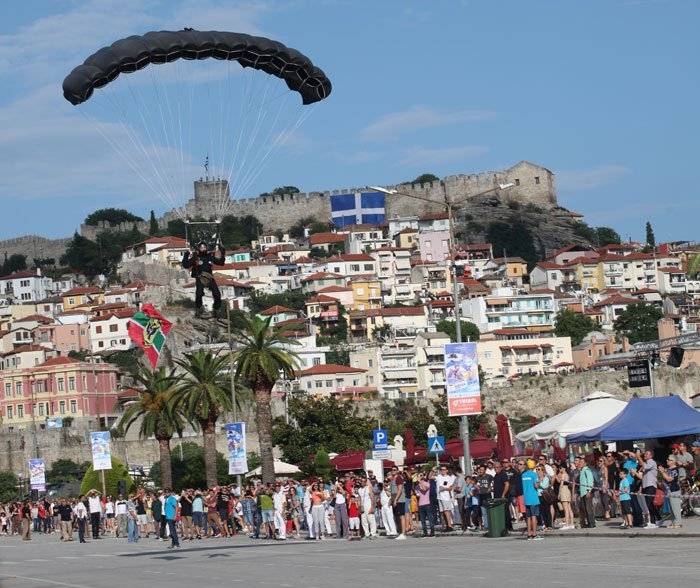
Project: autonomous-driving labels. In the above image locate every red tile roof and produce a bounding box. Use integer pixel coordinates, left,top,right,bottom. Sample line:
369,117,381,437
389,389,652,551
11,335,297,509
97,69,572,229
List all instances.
301,272,345,283
2,344,46,357
305,294,340,304
594,295,640,307
62,286,102,297
0,269,40,281
89,308,137,322
259,305,296,316
536,262,567,270
309,232,346,246
299,363,366,376
419,211,449,221
15,314,53,324
317,285,352,293
38,356,80,367
658,267,684,273
492,328,531,336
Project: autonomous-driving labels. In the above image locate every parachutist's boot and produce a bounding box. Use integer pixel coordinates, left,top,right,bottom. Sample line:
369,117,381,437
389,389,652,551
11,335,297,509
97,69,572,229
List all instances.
194,307,203,319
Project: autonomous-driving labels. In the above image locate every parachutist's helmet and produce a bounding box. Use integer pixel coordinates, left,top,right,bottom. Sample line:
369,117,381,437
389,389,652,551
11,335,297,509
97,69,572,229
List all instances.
197,241,208,252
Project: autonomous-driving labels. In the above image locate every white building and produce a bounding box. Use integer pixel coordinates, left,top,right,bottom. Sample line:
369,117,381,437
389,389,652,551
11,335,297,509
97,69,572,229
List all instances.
461,287,555,334
0,269,55,302
89,309,136,352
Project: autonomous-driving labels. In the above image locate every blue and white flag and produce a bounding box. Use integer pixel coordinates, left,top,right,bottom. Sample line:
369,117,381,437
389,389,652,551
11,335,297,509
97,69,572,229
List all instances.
331,191,385,227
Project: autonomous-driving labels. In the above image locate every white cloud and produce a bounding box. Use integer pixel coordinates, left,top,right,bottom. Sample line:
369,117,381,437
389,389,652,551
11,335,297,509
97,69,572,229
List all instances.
557,164,631,191
399,145,488,166
359,106,495,141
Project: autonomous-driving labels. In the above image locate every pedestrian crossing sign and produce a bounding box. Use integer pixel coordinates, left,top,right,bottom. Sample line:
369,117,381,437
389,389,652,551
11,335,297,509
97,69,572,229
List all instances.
428,435,445,454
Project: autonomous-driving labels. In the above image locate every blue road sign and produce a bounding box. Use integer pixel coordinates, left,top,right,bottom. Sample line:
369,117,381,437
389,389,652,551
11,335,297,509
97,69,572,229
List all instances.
428,436,445,455
373,428,389,450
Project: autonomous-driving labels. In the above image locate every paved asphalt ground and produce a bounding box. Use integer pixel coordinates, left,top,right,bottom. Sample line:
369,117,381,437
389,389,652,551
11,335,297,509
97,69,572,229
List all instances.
1,532,698,588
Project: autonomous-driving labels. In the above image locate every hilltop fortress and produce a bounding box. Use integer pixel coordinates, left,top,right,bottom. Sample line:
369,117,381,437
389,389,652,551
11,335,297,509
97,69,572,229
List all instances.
162,160,557,231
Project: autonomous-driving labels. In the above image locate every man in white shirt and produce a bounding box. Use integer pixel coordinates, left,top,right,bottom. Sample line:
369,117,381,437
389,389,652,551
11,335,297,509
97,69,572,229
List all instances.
302,484,314,539
114,495,128,538
73,496,88,543
87,490,102,539
435,466,456,531
272,483,287,540
358,476,377,538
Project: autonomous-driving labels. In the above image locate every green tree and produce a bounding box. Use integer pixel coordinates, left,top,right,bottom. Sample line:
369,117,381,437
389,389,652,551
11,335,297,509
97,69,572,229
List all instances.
645,221,656,249
372,324,393,343
0,253,27,275
166,219,186,239
572,221,598,244
614,302,663,344
688,253,700,278
289,216,331,240
272,396,374,467
80,457,134,496
173,350,233,488
149,442,261,491
247,289,306,314
84,208,143,226
554,308,596,346
103,348,144,375
0,471,19,502
219,214,263,249
46,459,90,486
310,448,333,479
149,210,159,235
486,220,539,268
259,186,300,198
326,347,349,365
116,367,185,490
410,173,439,184
233,316,299,483
595,226,621,246
436,319,480,342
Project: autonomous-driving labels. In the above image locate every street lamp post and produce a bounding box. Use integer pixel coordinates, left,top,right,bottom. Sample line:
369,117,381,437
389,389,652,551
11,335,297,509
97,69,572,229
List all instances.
370,180,514,476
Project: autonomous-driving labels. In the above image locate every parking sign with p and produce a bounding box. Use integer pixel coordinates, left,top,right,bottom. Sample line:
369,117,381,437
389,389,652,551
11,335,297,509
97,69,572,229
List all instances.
373,428,388,450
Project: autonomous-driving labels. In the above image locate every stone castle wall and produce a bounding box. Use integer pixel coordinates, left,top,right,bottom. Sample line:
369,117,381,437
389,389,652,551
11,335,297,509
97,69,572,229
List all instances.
163,161,557,231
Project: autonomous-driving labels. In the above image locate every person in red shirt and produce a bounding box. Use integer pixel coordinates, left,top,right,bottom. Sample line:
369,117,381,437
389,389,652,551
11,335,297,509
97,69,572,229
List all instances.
347,496,361,539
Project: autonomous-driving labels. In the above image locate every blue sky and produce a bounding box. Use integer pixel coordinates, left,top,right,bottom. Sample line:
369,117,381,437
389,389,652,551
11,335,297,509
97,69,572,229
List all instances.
0,0,698,243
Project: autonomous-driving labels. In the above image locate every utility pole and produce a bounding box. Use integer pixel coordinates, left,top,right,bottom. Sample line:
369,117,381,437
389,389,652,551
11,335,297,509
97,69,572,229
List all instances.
226,301,242,486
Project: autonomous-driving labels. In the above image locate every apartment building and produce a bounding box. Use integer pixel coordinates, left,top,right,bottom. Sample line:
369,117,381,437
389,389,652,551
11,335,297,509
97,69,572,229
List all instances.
461,287,555,334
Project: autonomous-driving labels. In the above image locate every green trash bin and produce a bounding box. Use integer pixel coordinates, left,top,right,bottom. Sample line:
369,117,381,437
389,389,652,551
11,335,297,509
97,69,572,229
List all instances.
485,498,508,538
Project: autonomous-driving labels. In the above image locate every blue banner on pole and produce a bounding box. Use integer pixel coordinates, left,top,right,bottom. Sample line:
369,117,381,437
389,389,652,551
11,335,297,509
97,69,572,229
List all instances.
223,422,248,475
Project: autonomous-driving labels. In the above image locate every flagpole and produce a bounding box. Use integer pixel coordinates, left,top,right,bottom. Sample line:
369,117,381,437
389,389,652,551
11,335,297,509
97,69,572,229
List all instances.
226,302,242,486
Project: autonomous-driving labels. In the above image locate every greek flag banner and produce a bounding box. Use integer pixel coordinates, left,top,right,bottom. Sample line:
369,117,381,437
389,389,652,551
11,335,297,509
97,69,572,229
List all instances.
331,191,385,227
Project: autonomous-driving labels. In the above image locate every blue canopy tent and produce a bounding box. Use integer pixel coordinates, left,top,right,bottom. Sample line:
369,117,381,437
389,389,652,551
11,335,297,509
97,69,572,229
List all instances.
567,395,700,443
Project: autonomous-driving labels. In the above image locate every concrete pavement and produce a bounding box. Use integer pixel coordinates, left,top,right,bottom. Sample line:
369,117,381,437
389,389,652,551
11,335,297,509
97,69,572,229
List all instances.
1,531,698,588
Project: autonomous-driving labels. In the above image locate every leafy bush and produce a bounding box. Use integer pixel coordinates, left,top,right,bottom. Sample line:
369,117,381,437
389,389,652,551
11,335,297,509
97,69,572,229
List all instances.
80,457,134,497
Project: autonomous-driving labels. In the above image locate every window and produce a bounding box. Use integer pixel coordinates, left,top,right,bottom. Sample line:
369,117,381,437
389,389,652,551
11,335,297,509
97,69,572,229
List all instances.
70,400,77,413
98,341,104,348
109,324,118,332
4,383,10,396
312,357,321,366
325,380,332,387
59,401,66,415
514,178,520,186
315,381,323,388
68,377,75,391
363,264,373,271
38,403,44,416
82,375,87,389
95,325,102,334
424,240,431,248
15,382,22,395
306,382,312,390
368,359,373,368
68,298,75,305
6,406,12,419
534,176,540,185
484,351,492,359
356,288,364,295
350,264,360,272
17,405,24,418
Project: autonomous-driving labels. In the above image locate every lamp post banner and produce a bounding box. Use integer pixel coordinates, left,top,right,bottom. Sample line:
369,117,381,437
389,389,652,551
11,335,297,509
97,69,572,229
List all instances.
90,431,112,471
444,342,482,416
28,458,46,491
223,422,248,475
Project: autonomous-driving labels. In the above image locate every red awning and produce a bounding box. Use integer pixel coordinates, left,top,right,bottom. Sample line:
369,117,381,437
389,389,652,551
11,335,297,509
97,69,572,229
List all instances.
330,450,395,472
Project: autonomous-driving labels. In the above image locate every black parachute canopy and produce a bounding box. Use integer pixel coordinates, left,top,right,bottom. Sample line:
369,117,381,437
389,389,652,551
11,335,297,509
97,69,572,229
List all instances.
63,30,332,106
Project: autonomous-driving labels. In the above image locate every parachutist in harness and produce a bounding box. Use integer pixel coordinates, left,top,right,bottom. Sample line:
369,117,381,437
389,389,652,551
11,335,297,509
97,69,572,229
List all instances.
182,241,225,318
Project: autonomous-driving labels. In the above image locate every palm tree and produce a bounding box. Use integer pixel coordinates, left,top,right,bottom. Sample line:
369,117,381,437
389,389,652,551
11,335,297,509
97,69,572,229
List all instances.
174,349,232,488
116,366,184,490
233,315,299,483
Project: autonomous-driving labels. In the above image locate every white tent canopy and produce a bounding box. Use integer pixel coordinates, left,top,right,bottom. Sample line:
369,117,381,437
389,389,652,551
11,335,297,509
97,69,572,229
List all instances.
245,460,301,478
516,391,627,442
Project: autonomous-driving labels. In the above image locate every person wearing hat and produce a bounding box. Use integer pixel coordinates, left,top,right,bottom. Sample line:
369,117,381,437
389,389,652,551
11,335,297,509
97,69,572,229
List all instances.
521,459,542,541
182,240,225,318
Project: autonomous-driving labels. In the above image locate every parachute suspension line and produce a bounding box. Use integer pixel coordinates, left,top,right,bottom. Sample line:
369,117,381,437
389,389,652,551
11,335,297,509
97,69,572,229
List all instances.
214,59,236,219
78,109,175,217
221,66,258,213
233,103,313,208
147,63,184,209
98,86,184,217
226,72,275,206
115,75,184,216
